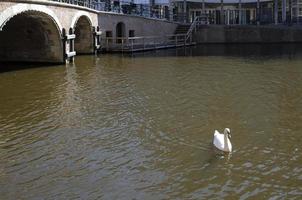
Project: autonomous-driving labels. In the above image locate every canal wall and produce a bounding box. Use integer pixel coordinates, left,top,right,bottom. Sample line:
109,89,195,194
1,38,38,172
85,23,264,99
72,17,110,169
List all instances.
193,25,302,44
98,12,178,39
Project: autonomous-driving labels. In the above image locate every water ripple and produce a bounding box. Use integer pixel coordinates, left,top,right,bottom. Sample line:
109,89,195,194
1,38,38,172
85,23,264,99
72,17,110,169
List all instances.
1,46,302,199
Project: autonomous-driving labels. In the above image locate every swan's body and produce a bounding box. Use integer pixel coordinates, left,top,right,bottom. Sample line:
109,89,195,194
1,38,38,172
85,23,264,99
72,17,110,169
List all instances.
213,128,232,152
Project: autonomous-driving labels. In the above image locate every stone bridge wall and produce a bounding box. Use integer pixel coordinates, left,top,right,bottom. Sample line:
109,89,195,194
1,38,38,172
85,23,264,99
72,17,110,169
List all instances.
98,12,178,39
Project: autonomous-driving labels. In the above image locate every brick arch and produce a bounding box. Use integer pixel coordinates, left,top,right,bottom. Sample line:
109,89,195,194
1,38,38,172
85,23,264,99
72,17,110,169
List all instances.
72,12,94,54
70,11,93,29
0,3,63,32
0,4,64,63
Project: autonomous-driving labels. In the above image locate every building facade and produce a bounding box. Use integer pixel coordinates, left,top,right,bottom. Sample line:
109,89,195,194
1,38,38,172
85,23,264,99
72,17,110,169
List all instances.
53,0,302,24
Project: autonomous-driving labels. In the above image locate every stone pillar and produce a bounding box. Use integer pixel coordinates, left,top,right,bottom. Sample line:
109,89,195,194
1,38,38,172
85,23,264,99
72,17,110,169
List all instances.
257,0,260,25
227,9,230,25
239,0,242,24
150,0,154,18
282,0,286,23
110,0,114,11
289,0,292,24
119,0,122,13
169,0,174,21
220,0,224,25
184,0,187,23
274,0,278,24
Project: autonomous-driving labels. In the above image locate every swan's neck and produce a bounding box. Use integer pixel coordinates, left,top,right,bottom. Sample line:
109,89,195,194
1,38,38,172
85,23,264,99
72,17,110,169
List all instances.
224,132,230,151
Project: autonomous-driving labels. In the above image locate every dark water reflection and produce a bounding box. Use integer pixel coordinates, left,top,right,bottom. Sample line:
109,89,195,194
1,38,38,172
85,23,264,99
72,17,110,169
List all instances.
1,44,302,199
131,43,302,59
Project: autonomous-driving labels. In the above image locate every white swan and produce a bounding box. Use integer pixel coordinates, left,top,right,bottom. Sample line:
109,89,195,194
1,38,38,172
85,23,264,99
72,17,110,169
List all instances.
213,128,232,152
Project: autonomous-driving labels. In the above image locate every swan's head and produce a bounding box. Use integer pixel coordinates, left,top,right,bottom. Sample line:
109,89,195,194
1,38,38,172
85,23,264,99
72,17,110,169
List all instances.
224,128,231,139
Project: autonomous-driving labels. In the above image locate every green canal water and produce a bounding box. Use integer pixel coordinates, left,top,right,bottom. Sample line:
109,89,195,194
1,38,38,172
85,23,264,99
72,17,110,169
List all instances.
0,44,302,199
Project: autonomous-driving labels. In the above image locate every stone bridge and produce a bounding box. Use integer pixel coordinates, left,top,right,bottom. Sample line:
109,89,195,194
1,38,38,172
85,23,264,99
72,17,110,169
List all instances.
0,0,100,63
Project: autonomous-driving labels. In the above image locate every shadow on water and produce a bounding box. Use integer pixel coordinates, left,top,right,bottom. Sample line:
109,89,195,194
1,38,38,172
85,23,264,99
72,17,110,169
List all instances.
129,43,302,59
1,43,302,72
0,62,62,73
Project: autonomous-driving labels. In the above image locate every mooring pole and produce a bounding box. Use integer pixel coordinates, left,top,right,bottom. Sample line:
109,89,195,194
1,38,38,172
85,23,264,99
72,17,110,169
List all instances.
62,28,76,63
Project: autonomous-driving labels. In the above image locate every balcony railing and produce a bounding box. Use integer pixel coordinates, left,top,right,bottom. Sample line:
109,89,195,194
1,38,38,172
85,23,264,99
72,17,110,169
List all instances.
50,0,97,9
49,0,172,21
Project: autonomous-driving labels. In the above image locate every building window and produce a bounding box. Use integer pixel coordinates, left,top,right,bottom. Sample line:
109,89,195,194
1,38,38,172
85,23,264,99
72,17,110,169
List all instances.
105,31,113,43
106,31,112,38
129,30,135,37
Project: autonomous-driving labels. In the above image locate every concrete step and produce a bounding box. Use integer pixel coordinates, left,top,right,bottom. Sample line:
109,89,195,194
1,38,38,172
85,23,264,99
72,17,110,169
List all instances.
174,24,191,35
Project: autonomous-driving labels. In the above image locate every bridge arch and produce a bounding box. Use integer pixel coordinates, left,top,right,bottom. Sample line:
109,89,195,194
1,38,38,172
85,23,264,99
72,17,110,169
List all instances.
0,4,64,63
71,12,94,54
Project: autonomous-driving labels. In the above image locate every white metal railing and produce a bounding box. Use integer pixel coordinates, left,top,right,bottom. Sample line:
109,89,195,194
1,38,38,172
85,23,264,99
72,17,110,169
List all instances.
103,34,189,52
102,15,209,52
50,0,97,9
49,0,172,21
185,15,208,44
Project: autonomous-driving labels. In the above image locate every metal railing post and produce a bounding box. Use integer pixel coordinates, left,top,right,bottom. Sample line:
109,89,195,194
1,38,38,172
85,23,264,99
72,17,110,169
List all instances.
154,37,156,49
121,38,124,52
